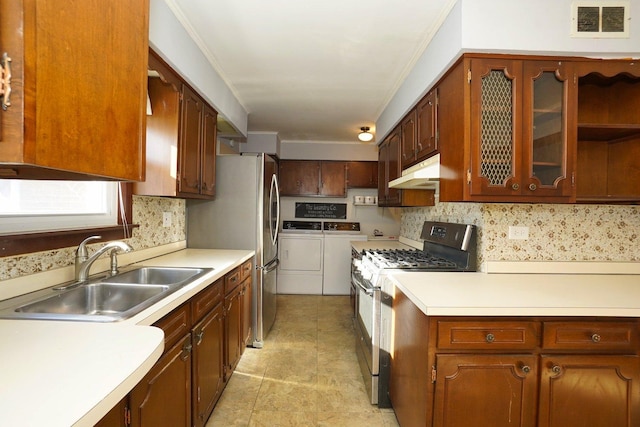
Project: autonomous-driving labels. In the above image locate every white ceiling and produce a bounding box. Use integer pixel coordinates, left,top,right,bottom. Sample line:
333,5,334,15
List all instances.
166,0,454,143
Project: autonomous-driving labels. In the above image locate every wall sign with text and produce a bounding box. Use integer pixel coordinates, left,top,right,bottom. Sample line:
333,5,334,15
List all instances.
295,202,347,219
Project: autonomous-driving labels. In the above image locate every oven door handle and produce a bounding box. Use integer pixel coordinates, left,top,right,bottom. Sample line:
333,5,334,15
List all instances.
352,273,375,296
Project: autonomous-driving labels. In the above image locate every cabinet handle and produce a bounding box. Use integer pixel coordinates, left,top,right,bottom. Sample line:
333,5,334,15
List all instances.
591,333,601,343
485,333,495,343
181,342,193,361
551,365,562,375
528,183,537,191
521,365,531,374
195,331,204,345
1,53,11,110
511,183,520,191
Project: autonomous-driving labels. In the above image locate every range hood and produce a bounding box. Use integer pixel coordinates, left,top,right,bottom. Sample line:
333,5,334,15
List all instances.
388,153,440,189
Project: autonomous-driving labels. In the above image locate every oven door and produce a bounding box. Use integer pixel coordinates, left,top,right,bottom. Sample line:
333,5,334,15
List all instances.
352,270,380,376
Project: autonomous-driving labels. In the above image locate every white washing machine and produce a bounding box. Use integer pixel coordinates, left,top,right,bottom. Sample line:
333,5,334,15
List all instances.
278,221,324,294
322,222,367,295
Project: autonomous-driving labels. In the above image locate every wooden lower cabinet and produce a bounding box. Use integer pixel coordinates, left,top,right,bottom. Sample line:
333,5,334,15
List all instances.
94,260,254,427
224,284,243,380
94,398,128,427
241,276,253,349
538,355,640,427
433,354,538,427
129,334,192,427
192,303,225,427
391,287,640,427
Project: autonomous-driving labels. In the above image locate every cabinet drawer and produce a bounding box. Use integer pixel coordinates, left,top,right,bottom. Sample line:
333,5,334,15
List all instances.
543,321,639,352
225,267,242,294
240,260,253,282
154,303,191,351
437,320,540,350
191,279,223,324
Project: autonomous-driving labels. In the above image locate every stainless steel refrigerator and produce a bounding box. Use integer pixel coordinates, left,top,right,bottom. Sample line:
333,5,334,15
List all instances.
186,153,280,348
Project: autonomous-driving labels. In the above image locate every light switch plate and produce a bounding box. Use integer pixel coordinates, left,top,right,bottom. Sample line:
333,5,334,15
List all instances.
162,212,172,228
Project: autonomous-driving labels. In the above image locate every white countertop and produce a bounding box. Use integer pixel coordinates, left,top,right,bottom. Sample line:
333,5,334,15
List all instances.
389,270,640,317
0,248,254,427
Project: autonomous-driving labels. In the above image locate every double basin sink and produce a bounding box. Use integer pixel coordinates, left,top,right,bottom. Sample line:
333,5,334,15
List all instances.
0,266,213,322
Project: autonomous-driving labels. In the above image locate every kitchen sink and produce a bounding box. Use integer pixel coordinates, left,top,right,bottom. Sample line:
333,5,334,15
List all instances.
0,266,213,322
104,267,208,286
15,283,170,320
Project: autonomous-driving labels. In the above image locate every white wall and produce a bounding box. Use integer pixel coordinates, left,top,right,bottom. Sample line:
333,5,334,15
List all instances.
280,141,378,161
149,0,248,137
376,0,640,140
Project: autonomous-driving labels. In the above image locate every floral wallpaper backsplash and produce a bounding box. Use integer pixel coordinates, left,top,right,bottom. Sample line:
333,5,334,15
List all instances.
401,202,640,271
0,196,186,281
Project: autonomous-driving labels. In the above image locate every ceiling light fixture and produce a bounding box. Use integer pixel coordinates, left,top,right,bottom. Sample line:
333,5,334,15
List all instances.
358,127,374,142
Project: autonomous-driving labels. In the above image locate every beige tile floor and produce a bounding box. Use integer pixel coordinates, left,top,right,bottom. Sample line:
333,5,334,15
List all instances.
206,295,400,427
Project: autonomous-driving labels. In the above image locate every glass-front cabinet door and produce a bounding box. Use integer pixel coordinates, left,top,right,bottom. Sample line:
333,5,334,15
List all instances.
522,61,575,198
469,58,574,201
469,58,522,197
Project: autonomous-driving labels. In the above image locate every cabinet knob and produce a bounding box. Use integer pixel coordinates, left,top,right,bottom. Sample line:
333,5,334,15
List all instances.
521,365,531,374
511,183,520,190
485,333,495,343
551,365,562,375
528,183,537,191
591,333,601,343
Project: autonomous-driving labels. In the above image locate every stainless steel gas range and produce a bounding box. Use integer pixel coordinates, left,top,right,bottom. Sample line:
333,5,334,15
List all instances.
351,221,477,407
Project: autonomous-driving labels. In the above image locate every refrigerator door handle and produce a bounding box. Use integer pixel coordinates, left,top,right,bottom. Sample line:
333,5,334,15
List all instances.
269,173,280,245
259,258,279,273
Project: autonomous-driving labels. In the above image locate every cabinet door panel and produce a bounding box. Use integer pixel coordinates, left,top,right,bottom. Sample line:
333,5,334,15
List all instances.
434,354,538,427
201,104,217,197
416,89,439,160
346,161,377,188
224,286,243,380
539,355,640,427
0,0,148,180
522,61,574,198
320,161,346,196
401,110,417,168
469,58,523,196
178,85,203,196
192,304,224,427
279,160,320,196
130,335,192,427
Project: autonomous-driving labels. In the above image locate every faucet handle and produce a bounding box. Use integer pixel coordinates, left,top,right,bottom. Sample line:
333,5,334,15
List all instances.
76,235,102,258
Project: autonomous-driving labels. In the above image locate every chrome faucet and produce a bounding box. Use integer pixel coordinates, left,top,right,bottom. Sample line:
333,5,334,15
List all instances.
74,236,133,282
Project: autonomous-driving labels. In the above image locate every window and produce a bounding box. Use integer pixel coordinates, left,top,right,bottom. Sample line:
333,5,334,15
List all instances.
0,181,119,233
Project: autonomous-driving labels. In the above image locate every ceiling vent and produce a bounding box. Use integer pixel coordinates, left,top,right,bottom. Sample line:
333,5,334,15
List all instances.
571,1,630,38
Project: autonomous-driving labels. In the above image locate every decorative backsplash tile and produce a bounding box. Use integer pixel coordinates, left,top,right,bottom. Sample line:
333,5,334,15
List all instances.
0,196,186,281
402,202,640,271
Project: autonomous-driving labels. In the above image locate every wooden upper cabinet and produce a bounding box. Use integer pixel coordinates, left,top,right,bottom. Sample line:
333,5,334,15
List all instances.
279,160,346,197
346,161,378,188
135,50,217,199
279,160,321,196
0,0,148,180
401,109,418,169
574,60,640,203
416,89,439,160
179,86,204,197
467,58,577,200
320,161,346,196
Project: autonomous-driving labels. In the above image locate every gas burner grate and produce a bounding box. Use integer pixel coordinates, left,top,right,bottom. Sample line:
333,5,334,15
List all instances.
364,249,460,271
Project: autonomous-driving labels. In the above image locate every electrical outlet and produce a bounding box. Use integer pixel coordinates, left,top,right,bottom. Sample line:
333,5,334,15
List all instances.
508,226,529,240
162,212,172,228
